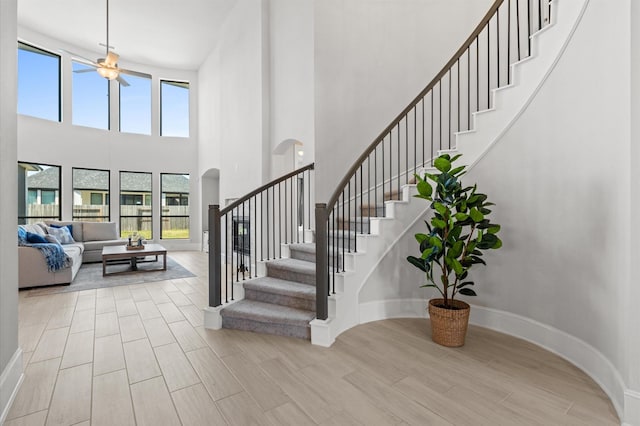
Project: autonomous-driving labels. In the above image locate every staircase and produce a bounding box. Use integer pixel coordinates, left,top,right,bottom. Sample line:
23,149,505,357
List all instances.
207,0,588,346
219,243,317,339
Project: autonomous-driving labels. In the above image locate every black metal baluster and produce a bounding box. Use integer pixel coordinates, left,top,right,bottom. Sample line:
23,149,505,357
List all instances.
249,198,253,278
497,7,500,88
422,98,425,166
397,123,401,197
278,182,282,258
225,215,228,303
367,156,371,233
467,48,471,129
413,106,417,176
341,192,345,271
235,207,239,284
527,0,531,55
508,0,511,84
448,69,452,149
272,186,276,258
476,36,480,112
516,0,521,60
457,59,460,136
431,90,434,164
360,165,363,241
266,188,270,259
284,180,288,245
538,0,542,30
347,181,351,253
405,116,409,185
439,80,442,151
260,192,263,262
487,22,491,109
242,202,245,280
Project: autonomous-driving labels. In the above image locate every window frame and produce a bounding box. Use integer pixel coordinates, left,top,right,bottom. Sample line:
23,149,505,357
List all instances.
72,167,111,222
160,79,190,138
17,41,62,122
160,173,190,240
119,171,153,240
18,161,62,224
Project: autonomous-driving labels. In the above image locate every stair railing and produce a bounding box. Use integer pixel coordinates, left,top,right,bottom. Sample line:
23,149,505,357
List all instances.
209,163,315,308
315,0,552,320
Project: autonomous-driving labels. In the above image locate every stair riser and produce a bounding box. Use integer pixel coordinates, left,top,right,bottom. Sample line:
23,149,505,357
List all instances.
360,205,386,218
289,248,315,263
222,317,310,340
244,289,315,311
338,220,370,234
266,264,315,286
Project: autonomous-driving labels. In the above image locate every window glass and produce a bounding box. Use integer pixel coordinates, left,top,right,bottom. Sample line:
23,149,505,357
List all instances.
17,42,61,122
160,80,189,137
73,168,110,222
120,74,151,135
161,174,189,239
120,171,152,239
18,162,61,224
72,61,109,130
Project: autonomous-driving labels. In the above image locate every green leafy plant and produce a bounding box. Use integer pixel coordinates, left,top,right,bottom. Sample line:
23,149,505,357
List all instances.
407,153,502,309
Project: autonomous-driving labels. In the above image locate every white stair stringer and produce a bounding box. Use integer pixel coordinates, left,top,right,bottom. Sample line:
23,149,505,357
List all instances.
310,0,589,348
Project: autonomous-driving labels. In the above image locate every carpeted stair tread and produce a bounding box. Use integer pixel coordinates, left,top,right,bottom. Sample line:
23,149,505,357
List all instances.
222,299,315,326
244,277,315,300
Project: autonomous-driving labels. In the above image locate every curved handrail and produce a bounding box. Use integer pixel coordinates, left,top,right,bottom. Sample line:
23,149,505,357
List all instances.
221,163,315,215
325,0,504,211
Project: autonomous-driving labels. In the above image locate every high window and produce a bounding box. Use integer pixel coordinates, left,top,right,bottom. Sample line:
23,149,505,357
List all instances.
160,174,190,239
120,171,152,239
72,61,109,130
160,80,189,137
73,168,110,222
17,42,61,122
120,74,151,135
18,162,61,224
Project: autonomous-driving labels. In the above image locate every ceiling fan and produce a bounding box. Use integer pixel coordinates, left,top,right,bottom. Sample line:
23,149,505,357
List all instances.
66,0,149,86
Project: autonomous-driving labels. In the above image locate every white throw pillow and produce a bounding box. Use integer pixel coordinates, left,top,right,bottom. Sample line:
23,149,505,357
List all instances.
45,235,61,244
47,226,75,244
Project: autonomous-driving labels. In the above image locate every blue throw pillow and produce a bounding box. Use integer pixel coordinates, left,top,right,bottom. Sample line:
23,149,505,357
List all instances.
26,232,48,244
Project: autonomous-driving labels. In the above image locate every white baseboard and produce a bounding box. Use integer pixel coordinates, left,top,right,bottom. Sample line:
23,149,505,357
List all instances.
359,299,428,324
624,389,640,426
358,298,627,423
0,348,23,425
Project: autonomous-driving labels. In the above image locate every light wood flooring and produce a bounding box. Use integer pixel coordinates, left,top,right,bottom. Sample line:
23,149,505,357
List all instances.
8,251,619,425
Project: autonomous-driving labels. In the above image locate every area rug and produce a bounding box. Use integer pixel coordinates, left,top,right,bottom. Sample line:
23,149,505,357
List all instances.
24,256,196,296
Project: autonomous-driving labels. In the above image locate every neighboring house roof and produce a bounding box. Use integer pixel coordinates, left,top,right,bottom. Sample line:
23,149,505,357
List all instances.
25,166,59,190
26,168,189,193
161,174,190,193
72,169,109,190
120,172,153,192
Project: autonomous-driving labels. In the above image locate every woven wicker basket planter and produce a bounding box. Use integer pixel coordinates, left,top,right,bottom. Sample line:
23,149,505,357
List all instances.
428,298,471,347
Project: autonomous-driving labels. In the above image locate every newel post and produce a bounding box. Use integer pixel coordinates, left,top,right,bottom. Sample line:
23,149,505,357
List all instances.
208,204,222,307
315,203,328,320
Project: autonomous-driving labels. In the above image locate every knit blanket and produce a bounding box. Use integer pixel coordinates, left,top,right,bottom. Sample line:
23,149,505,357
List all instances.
27,243,72,272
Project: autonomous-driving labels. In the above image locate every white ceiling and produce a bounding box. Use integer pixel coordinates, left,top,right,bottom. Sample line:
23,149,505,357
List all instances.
17,0,238,70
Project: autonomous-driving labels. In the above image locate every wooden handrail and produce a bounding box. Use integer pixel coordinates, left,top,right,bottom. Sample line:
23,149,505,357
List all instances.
325,0,505,211
221,163,315,216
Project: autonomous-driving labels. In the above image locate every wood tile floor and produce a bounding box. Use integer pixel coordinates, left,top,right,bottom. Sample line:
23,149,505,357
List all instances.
8,251,619,425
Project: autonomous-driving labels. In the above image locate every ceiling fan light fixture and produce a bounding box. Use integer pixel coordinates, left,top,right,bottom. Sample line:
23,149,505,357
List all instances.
97,66,119,80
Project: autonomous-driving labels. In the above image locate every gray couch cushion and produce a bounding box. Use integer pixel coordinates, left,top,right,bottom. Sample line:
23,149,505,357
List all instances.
83,239,126,252
83,222,118,241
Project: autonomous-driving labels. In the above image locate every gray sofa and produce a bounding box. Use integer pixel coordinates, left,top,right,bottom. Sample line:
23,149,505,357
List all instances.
18,221,126,288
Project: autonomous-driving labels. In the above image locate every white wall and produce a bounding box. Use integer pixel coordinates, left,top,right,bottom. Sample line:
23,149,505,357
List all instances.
198,0,269,206
269,0,314,171
17,28,200,249
628,0,640,419
0,0,21,421
313,0,493,202
359,0,639,421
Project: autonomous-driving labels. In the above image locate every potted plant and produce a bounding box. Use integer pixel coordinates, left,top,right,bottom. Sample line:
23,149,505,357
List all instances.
407,153,502,347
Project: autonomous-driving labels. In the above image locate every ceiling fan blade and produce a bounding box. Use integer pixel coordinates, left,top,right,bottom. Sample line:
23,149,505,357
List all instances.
119,68,152,79
73,67,98,73
116,75,130,87
59,49,99,67
105,51,119,66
